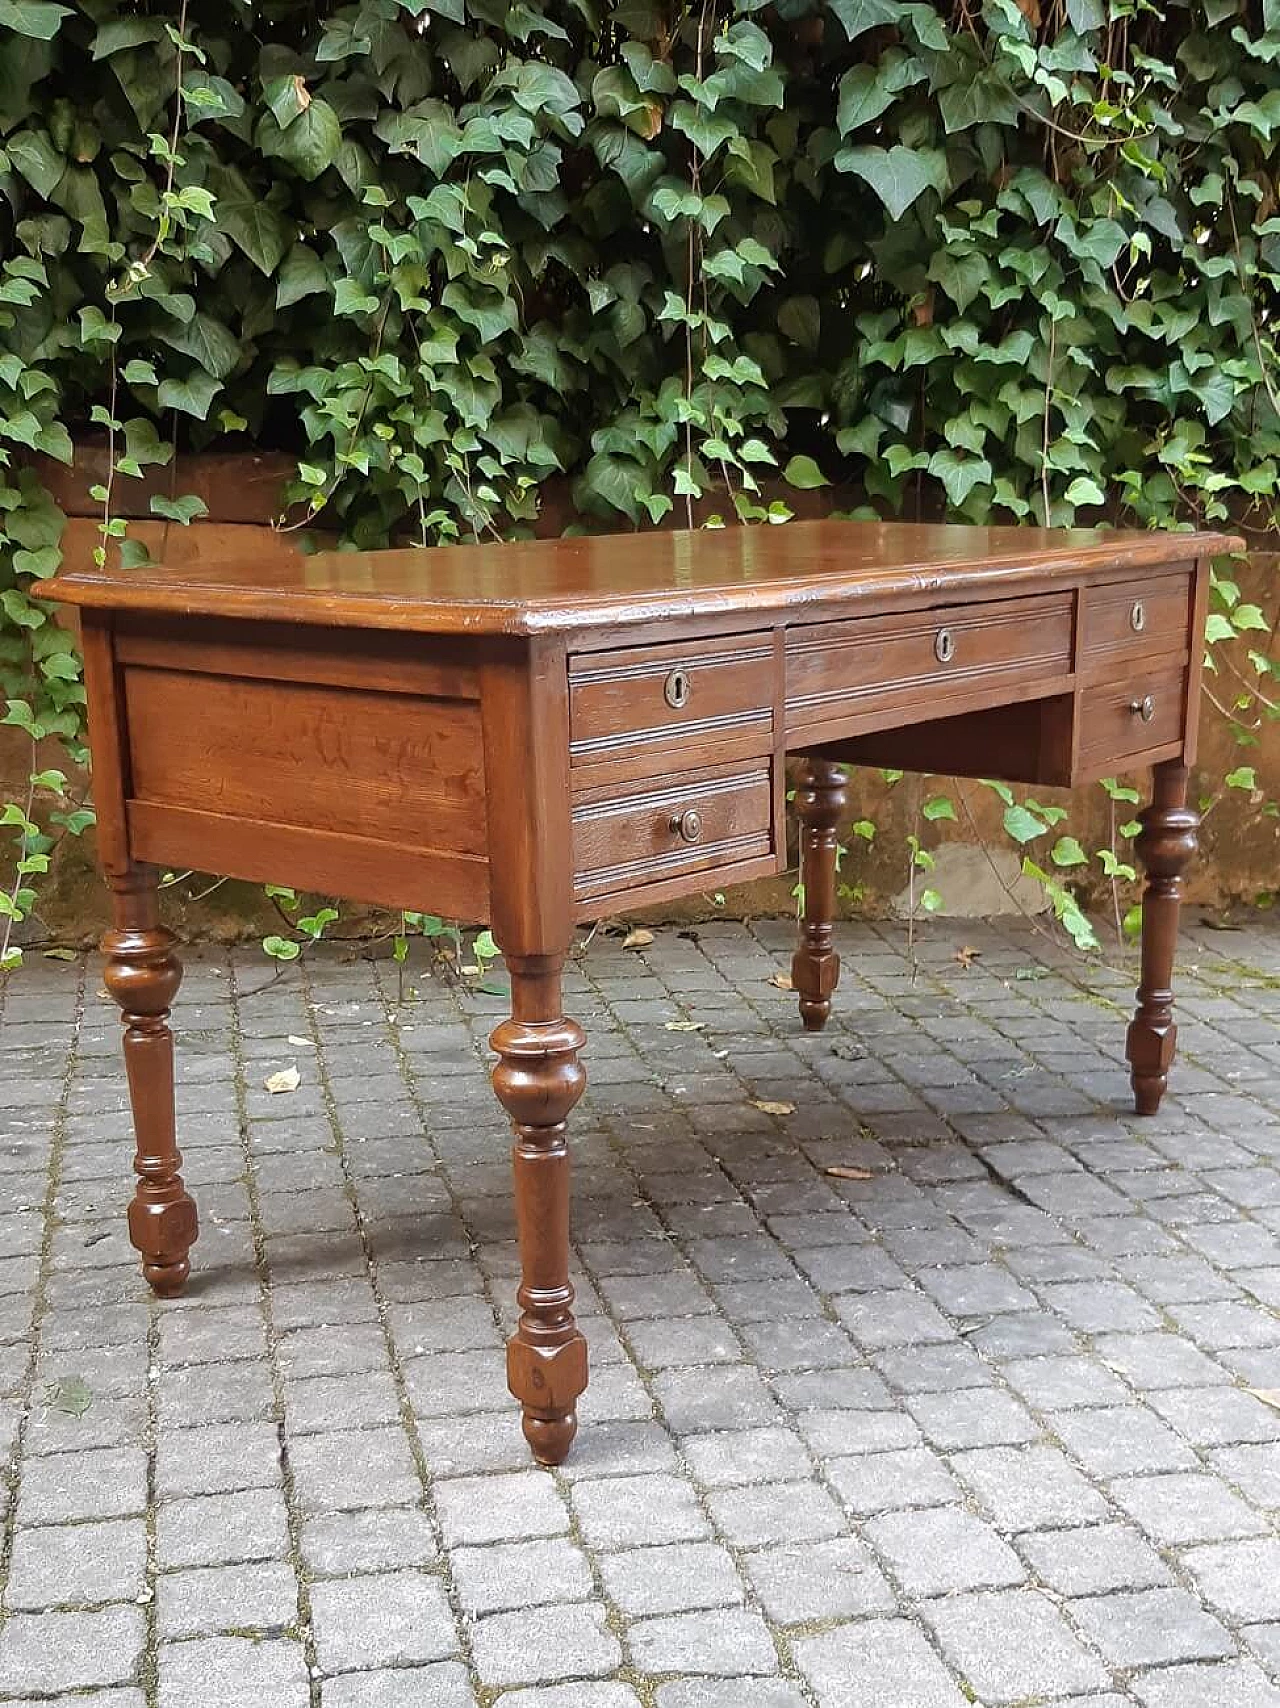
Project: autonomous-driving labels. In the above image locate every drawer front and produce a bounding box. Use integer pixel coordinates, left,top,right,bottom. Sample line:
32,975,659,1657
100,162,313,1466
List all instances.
1077,666,1187,776
569,633,774,766
573,758,774,903
1079,569,1192,678
786,591,1074,737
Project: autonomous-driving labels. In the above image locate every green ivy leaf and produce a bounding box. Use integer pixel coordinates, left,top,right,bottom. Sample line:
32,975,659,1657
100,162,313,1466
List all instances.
783,455,828,489
149,494,210,525
156,369,222,420
835,145,949,220
1004,803,1047,844
0,1,71,39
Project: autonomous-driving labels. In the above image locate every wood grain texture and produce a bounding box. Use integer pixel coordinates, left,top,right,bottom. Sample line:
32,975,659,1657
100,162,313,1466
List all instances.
791,758,849,1031
1077,569,1193,679
785,590,1075,740
829,697,1075,788
35,520,1240,636
1075,666,1187,780
124,665,486,854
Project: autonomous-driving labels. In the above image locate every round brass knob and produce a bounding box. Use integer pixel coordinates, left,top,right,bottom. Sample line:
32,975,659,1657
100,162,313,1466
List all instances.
669,809,703,843
1129,694,1156,723
664,668,691,710
934,628,956,664
1130,601,1146,633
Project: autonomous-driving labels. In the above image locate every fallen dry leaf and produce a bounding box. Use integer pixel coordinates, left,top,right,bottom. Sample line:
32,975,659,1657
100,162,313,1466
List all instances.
264,1065,301,1095
664,1019,704,1032
954,945,982,968
752,1098,795,1116
623,927,655,949
767,971,793,990
824,1165,874,1181
1248,1388,1280,1411
286,1035,314,1049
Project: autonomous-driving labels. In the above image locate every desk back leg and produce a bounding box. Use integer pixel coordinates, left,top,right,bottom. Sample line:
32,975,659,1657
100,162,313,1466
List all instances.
791,758,849,1031
102,867,198,1294
1127,761,1199,1115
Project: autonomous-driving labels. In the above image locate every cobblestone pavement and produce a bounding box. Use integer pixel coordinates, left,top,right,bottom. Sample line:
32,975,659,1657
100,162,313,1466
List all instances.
1,913,1279,1707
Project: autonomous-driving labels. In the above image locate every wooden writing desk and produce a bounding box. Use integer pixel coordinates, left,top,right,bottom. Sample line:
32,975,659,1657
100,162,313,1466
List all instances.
38,519,1238,1463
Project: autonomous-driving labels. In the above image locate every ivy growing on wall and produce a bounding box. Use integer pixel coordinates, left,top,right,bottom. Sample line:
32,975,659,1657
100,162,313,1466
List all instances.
0,0,1276,966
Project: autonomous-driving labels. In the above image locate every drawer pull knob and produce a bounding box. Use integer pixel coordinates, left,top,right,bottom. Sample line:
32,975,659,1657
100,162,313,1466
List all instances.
669,809,703,844
664,668,692,710
934,628,956,664
1130,694,1156,723
1130,601,1146,633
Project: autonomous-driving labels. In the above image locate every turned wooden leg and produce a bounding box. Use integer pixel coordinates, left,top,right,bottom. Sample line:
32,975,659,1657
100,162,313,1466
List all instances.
102,868,197,1295
791,757,849,1032
491,952,587,1466
1127,761,1199,1116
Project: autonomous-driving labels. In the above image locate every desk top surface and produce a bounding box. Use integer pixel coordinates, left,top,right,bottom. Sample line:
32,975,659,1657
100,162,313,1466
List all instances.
40,519,1238,637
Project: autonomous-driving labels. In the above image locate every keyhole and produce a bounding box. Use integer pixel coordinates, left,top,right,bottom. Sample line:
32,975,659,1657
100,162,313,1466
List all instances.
1130,601,1146,633
664,668,691,710
934,629,956,665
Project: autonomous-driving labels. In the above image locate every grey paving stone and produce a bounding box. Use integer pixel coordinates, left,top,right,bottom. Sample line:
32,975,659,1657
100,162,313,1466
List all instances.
452,1538,595,1615
682,1426,813,1487
320,1662,477,1707
0,1606,145,1694
470,1602,620,1687
950,1443,1110,1530
15,1445,147,1524
598,1541,744,1615
1131,1659,1280,1708
628,1608,778,1677
743,1536,894,1623
309,1570,459,1671
1068,1588,1235,1666
570,1473,708,1548
1182,1536,1280,1621
863,1505,1026,1597
1150,1384,1280,1446
1049,1403,1202,1476
826,1446,961,1515
1018,1522,1173,1595
288,1426,421,1515
906,1387,1041,1449
922,1588,1110,1703
707,1479,844,1546
155,1421,282,1498
1111,1470,1270,1543
654,1685,806,1708
156,1488,291,1569
794,1618,969,1707
157,1634,310,1708
156,1559,298,1640
6,1517,147,1609
300,1505,438,1576
1212,1440,1280,1506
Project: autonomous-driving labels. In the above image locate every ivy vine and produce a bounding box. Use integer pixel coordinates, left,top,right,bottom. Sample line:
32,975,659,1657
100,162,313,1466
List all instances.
0,0,1276,968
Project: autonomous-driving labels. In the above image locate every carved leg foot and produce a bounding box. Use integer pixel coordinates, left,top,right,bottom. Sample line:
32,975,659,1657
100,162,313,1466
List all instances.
1127,762,1198,1116
102,869,197,1294
791,758,849,1032
491,953,587,1465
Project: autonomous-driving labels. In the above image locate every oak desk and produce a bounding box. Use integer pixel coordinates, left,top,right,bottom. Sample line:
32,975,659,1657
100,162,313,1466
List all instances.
39,519,1237,1464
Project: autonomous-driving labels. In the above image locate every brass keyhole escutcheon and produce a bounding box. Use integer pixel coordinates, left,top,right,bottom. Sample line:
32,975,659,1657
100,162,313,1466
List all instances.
664,668,692,710
1130,694,1156,723
1130,601,1146,633
934,628,956,664
669,809,703,844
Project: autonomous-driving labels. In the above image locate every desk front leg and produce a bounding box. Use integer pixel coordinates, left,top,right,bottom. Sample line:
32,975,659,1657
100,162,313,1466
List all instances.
103,867,198,1294
491,953,587,1465
1127,761,1199,1115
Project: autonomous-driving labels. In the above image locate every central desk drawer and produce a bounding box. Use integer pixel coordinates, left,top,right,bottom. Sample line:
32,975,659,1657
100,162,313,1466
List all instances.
569,633,774,768
573,758,774,904
786,590,1074,737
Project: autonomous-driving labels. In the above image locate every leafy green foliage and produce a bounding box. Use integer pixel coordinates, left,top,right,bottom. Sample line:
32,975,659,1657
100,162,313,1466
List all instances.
0,0,1275,965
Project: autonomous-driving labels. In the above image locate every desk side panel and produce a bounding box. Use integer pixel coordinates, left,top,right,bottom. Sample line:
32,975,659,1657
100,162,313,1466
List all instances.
113,618,490,918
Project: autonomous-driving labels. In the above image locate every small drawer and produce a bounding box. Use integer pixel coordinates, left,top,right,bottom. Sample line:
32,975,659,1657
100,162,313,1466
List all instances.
1076,666,1187,777
572,758,774,904
786,591,1074,738
569,633,774,766
1079,569,1192,678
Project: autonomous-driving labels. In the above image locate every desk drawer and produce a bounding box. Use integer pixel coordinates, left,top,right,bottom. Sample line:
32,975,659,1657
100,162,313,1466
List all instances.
573,757,774,905
1077,665,1187,776
1079,569,1192,678
569,634,774,767
786,591,1074,738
